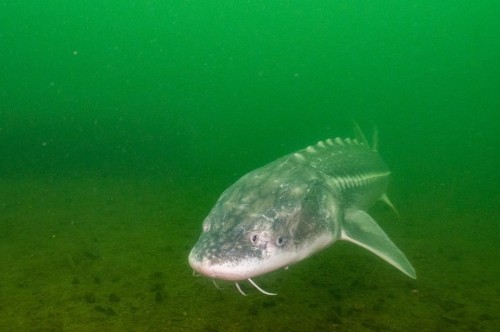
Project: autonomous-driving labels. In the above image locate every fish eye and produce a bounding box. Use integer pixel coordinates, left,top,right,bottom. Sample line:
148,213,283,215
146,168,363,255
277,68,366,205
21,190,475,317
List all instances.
276,236,285,246
250,234,259,244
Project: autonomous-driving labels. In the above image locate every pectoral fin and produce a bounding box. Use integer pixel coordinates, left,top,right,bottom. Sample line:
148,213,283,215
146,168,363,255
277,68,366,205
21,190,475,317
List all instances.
341,210,416,279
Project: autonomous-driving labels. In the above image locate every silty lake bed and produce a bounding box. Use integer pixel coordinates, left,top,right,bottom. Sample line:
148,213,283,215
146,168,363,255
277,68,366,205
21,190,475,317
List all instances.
0,172,497,331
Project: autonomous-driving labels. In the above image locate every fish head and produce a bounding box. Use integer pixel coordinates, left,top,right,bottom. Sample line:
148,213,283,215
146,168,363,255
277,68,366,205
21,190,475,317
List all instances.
189,206,297,280
188,176,335,281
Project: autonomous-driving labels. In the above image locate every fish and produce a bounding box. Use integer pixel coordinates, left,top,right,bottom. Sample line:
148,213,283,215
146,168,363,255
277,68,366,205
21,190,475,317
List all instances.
188,130,416,295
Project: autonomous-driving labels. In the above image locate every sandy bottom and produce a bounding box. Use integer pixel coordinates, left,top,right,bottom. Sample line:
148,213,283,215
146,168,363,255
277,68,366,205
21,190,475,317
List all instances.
0,174,498,331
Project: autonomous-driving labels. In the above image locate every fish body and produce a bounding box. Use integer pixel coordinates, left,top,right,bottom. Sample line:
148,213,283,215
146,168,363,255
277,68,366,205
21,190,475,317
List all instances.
189,136,416,289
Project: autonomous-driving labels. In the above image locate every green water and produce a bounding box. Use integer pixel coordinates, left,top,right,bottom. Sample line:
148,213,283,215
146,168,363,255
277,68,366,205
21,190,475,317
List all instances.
1,1,498,331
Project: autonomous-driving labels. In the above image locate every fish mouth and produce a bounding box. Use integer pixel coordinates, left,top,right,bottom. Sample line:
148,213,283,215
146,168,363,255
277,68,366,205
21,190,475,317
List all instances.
188,249,291,281
189,253,279,296
189,255,257,281
188,249,275,281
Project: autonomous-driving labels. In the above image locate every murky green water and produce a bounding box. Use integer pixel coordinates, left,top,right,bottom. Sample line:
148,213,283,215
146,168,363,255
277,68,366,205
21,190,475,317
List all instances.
1,1,498,331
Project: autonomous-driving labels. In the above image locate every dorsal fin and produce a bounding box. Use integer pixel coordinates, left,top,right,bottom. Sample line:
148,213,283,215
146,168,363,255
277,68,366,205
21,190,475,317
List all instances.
352,121,378,152
353,121,369,146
